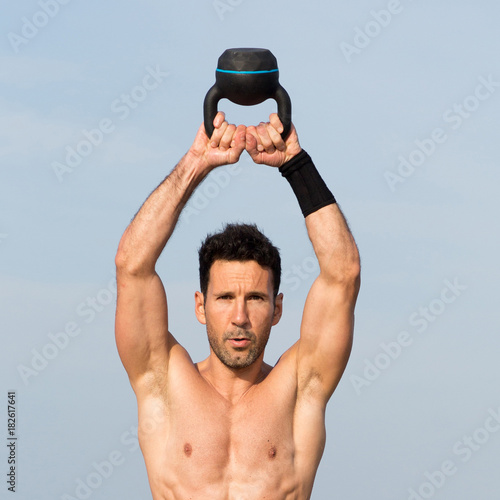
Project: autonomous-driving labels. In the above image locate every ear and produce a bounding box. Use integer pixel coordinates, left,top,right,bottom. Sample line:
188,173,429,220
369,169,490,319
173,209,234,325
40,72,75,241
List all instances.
272,293,283,326
194,291,207,325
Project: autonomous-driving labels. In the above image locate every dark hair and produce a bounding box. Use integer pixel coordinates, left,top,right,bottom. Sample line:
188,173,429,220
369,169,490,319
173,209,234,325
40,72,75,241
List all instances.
198,223,281,297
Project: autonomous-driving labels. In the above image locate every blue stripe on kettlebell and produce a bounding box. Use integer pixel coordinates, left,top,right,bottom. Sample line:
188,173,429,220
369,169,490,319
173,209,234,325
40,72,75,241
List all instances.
216,68,279,74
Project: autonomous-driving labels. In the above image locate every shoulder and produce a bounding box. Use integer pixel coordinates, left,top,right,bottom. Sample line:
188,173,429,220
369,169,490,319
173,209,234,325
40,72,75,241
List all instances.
275,342,299,368
132,333,198,400
261,342,299,389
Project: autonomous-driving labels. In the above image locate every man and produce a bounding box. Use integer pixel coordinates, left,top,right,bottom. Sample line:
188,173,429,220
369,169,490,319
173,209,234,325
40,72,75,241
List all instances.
115,111,360,499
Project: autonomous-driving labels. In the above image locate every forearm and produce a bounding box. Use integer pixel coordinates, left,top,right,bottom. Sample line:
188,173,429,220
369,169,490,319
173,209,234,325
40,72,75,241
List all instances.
116,152,210,275
279,149,360,283
305,203,360,284
115,113,246,275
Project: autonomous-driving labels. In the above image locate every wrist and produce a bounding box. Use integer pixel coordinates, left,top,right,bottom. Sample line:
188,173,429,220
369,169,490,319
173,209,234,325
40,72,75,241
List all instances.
282,147,303,165
184,149,215,178
279,149,336,217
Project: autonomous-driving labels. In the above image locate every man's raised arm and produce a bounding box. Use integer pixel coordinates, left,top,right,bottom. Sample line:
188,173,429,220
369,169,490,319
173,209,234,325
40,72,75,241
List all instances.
298,202,360,402
246,115,360,403
114,113,246,391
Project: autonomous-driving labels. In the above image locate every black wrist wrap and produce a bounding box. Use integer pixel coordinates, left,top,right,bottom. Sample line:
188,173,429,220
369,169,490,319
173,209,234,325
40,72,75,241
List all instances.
279,149,336,217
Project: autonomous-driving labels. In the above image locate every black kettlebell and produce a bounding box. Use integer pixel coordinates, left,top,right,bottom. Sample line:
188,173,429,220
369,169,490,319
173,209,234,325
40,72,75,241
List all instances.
203,48,292,140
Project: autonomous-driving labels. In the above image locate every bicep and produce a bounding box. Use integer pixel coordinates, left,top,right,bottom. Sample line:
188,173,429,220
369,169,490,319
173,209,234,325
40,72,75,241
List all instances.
296,275,358,402
115,271,172,386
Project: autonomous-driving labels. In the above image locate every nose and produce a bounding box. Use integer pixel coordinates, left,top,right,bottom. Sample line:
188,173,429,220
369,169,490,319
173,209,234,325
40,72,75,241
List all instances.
231,298,250,328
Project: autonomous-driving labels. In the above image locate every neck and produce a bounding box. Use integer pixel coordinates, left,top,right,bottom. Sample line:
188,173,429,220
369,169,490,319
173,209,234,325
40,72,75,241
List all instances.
197,352,271,405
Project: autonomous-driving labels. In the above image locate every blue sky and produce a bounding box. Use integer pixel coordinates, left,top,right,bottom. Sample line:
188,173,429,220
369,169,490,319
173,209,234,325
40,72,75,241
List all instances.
2,1,500,498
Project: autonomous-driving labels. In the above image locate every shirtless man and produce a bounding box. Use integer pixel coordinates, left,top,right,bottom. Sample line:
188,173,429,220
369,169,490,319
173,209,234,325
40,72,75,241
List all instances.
114,112,361,499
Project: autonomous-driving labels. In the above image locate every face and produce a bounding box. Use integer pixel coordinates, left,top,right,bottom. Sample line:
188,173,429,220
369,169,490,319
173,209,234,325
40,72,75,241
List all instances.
195,260,282,370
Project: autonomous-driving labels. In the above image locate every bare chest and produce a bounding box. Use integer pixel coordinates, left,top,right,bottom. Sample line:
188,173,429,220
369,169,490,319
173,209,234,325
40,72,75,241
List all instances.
169,383,295,468
141,380,300,498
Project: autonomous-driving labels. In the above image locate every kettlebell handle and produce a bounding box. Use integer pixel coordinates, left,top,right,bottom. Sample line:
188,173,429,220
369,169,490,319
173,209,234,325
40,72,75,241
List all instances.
203,48,292,141
203,84,292,141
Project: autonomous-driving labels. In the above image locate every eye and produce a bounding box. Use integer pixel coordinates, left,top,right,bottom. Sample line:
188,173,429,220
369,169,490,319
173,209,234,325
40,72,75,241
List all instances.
249,295,264,301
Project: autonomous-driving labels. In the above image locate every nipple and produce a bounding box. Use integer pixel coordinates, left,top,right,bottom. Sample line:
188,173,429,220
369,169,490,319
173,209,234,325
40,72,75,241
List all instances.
184,443,193,457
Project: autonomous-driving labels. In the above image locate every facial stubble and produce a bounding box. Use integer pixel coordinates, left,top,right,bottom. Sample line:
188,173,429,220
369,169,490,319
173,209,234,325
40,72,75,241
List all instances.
206,325,271,369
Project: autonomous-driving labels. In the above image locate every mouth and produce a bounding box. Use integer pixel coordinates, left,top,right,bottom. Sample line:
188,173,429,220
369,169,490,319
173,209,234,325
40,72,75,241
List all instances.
228,338,251,349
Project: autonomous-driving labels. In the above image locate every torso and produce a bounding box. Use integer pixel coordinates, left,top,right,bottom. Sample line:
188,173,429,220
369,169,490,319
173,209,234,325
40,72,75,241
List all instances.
136,344,326,500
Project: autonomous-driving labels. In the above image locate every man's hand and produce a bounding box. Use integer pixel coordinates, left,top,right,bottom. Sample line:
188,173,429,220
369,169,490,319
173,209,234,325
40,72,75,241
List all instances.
246,113,302,168
189,112,246,169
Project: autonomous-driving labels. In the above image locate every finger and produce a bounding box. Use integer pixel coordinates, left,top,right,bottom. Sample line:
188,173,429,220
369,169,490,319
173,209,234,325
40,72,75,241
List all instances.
208,112,226,143
267,122,286,152
219,123,236,151
227,125,247,162
213,111,226,129
210,120,228,147
232,124,247,150
269,113,284,135
245,126,261,157
256,122,275,154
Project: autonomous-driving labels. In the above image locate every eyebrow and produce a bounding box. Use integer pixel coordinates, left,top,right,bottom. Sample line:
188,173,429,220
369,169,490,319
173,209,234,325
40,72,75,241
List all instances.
247,291,269,298
213,290,270,299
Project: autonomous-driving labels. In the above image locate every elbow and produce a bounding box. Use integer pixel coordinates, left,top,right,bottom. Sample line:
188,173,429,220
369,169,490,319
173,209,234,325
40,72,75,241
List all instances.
115,250,152,278
115,231,131,272
115,233,153,278
115,246,136,276
326,264,361,301
349,248,361,284
350,260,361,295
322,247,361,290
114,248,131,274
341,259,361,292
